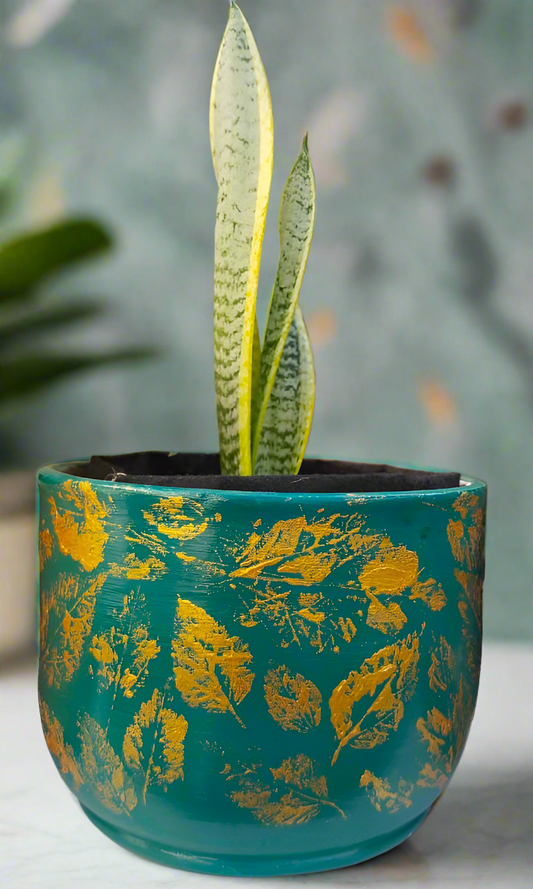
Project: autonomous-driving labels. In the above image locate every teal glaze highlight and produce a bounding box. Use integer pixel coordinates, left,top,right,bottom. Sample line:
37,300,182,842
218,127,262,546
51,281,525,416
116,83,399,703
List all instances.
80,801,432,876
37,462,486,876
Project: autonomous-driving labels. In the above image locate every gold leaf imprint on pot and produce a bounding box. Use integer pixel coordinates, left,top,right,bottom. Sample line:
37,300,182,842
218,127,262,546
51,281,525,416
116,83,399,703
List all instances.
39,528,53,571
123,688,188,803
39,699,83,789
264,666,322,732
89,589,160,699
234,513,444,649
428,636,455,692
40,573,106,688
109,553,168,580
447,492,484,572
417,676,472,776
360,770,414,813
228,754,345,825
330,632,420,765
143,496,207,541
49,480,110,572
78,714,137,814
172,599,254,725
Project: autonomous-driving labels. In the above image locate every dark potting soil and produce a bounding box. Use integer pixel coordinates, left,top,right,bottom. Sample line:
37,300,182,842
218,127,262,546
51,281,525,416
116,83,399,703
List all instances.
66,452,461,494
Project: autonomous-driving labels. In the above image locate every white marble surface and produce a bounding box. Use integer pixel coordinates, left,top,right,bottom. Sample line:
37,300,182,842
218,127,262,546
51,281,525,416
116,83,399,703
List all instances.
1,642,532,889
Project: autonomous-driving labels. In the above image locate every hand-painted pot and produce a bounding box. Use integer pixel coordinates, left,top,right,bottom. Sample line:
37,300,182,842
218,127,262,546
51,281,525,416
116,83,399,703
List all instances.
37,462,486,877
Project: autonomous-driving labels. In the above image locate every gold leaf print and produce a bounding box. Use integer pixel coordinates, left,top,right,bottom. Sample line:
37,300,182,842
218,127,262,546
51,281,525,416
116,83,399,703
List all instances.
109,553,168,580
359,544,419,595
360,770,414,813
123,688,188,802
40,573,106,688
230,754,345,825
89,589,160,698
417,707,452,760
358,543,418,635
264,666,322,732
409,578,447,612
234,512,439,648
39,528,53,572
78,714,137,814
232,515,346,583
417,762,448,791
125,528,167,557
143,496,207,541
338,617,357,642
455,570,482,632
417,677,472,774
330,632,419,765
359,541,446,633
233,514,369,646
447,492,485,571
455,569,482,680
49,480,109,571
428,636,455,692
39,699,82,789
172,598,254,724
366,595,408,635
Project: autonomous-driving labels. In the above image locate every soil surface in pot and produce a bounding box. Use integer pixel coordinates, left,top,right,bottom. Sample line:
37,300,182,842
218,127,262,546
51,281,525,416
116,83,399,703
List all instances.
67,453,461,494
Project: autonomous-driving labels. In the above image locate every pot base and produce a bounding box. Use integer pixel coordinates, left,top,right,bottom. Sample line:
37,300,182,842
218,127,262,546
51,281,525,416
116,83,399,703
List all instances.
80,803,431,876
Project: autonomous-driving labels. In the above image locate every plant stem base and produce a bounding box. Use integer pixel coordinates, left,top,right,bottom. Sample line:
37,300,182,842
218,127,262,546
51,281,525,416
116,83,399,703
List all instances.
80,803,431,876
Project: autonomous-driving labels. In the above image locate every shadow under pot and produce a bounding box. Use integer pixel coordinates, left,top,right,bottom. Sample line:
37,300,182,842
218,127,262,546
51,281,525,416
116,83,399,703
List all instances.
37,453,486,877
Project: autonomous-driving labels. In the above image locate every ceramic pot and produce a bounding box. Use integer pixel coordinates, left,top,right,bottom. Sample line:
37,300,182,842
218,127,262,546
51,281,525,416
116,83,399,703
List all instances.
37,461,486,877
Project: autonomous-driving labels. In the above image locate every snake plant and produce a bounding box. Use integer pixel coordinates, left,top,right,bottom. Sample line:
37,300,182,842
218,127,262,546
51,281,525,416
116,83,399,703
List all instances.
211,2,316,476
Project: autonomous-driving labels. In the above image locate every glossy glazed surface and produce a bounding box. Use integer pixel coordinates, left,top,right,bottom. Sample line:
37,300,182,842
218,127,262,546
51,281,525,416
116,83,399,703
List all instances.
37,463,486,875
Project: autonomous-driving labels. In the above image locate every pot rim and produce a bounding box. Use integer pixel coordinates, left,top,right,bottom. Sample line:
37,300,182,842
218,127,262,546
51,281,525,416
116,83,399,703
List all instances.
37,459,487,503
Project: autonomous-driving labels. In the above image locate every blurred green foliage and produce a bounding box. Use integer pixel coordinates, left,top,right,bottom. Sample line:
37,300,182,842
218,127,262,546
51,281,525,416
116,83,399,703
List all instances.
0,217,153,407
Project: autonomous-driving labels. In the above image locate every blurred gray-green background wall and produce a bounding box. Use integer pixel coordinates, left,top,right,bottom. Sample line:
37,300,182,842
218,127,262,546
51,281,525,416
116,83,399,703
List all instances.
0,0,532,641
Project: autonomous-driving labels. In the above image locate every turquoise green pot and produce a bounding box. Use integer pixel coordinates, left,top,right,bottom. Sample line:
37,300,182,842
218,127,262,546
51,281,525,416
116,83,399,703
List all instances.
37,462,486,877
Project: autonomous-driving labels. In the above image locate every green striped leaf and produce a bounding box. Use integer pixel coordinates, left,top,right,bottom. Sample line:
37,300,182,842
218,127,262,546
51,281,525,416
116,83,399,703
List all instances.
251,315,262,422
254,306,315,475
251,137,316,468
210,2,274,475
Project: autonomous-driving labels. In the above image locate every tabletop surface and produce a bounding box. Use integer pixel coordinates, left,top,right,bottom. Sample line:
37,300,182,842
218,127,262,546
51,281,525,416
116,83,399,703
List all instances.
1,641,532,889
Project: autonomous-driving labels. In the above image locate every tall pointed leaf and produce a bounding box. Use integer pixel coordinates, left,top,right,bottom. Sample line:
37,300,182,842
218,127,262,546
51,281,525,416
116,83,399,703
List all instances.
251,315,262,421
254,306,315,475
210,1,274,475
252,137,316,468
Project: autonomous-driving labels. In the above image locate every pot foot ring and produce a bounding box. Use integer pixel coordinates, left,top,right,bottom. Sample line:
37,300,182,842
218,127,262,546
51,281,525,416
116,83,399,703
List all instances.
80,803,432,877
